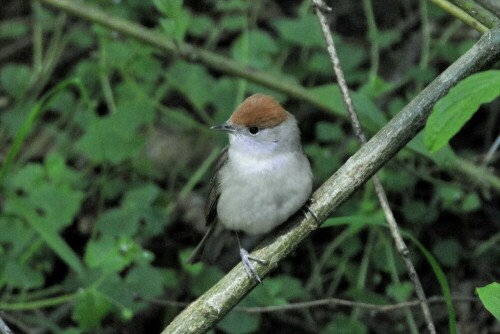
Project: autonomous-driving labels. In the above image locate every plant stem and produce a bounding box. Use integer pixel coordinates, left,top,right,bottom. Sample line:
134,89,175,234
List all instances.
0,293,76,310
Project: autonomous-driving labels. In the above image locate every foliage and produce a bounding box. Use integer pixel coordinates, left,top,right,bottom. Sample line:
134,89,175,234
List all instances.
0,0,498,333
476,282,500,320
424,70,500,152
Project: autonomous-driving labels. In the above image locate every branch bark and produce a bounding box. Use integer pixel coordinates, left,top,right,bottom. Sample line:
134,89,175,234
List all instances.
163,26,500,333
475,0,500,17
449,0,500,28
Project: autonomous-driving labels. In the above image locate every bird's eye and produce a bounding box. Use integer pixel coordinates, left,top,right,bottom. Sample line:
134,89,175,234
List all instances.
248,126,260,135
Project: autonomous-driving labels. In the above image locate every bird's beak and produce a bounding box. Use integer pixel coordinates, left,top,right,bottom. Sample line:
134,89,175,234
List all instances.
211,121,236,133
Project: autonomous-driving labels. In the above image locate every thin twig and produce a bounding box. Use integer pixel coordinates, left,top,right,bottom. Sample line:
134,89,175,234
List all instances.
144,295,479,314
238,296,479,314
311,1,437,332
483,135,500,165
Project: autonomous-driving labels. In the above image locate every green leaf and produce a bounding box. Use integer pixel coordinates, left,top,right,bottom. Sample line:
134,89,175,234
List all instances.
4,196,85,275
309,84,347,116
126,57,163,87
461,192,481,212
101,39,137,68
424,70,500,152
166,62,212,108
154,0,183,15
123,184,161,208
188,14,213,37
249,275,309,306
273,14,324,48
44,154,82,187
3,261,44,289
84,236,141,272
437,184,463,209
155,0,190,42
304,144,341,182
476,282,500,320
95,208,137,237
231,30,278,69
309,84,387,130
316,122,343,142
75,115,144,164
73,289,112,330
210,78,240,121
359,75,395,98
0,216,35,256
94,184,163,237
9,163,45,190
9,159,84,231
30,184,84,230
125,266,165,299
386,281,414,302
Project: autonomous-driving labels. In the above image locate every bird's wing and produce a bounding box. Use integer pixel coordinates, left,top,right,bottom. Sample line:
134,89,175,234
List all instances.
205,145,228,227
187,146,228,264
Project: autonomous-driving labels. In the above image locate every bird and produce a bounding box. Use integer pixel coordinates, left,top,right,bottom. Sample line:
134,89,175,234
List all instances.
187,93,314,282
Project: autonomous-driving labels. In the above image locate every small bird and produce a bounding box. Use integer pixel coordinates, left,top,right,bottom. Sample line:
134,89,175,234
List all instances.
188,93,313,282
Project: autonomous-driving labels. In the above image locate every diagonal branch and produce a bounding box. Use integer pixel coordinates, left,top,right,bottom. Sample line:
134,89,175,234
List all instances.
311,0,435,332
163,25,500,334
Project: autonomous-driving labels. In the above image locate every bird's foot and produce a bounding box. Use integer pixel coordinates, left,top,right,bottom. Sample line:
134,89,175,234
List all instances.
302,202,320,224
240,248,267,283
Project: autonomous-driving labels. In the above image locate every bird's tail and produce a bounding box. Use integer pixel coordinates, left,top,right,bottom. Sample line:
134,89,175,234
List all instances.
186,223,217,264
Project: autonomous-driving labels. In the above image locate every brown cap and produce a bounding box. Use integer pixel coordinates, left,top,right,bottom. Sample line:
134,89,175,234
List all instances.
229,94,289,129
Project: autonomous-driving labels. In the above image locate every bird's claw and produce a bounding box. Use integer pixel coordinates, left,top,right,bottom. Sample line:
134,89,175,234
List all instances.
302,203,320,224
240,248,267,283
